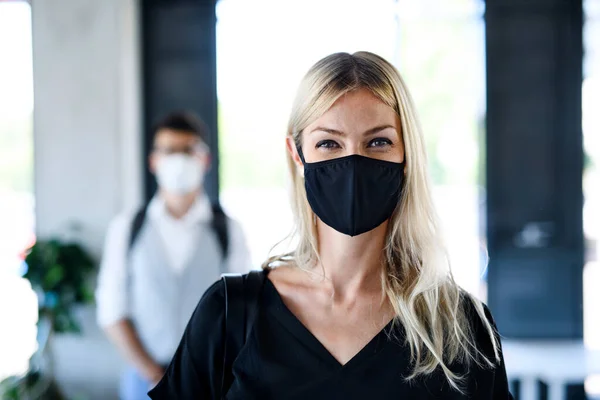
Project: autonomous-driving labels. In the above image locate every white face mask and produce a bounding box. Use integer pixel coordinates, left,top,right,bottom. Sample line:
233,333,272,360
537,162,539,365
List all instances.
155,154,205,195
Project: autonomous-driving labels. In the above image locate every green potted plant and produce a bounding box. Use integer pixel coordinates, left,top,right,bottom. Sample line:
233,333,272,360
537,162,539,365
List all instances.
24,238,96,333
0,237,96,399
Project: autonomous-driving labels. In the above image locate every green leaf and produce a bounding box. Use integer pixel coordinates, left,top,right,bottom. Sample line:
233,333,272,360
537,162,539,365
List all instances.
22,237,97,338
44,264,65,289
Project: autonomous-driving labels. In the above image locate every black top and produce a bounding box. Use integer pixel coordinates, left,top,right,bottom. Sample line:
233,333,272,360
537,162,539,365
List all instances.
149,273,513,400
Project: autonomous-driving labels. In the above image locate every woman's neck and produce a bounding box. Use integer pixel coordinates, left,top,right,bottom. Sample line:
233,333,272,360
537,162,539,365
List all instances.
312,220,388,300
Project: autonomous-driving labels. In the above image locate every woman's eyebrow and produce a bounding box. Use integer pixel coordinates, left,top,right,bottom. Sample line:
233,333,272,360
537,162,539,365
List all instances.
309,127,345,136
364,125,396,136
309,125,396,136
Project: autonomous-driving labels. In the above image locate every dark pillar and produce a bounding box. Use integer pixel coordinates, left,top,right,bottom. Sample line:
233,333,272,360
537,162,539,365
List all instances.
141,0,219,203
485,0,584,338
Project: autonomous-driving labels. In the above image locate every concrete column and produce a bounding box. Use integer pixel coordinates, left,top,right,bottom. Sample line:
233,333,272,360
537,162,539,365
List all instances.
32,0,142,397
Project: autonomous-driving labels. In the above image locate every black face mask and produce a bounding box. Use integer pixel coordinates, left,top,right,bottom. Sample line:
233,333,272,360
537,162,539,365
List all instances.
300,151,405,237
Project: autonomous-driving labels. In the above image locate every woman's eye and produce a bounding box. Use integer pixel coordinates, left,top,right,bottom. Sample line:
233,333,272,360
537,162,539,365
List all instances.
316,140,340,149
368,138,393,148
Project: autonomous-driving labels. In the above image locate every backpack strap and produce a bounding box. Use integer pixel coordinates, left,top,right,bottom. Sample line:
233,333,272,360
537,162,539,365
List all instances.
128,204,149,252
128,202,229,260
210,203,229,260
220,270,267,398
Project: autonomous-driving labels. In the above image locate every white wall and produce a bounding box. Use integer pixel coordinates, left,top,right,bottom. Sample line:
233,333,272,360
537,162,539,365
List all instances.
32,0,142,398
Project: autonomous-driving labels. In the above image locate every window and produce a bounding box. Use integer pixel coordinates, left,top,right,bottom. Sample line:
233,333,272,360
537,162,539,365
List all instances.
394,0,487,298
216,0,398,268
216,0,487,298
0,0,37,381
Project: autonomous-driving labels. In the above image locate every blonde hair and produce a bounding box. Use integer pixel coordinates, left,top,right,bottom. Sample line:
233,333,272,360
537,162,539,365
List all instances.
264,51,500,390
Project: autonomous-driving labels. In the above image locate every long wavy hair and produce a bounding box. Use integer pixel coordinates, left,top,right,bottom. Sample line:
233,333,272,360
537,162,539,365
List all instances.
263,51,499,390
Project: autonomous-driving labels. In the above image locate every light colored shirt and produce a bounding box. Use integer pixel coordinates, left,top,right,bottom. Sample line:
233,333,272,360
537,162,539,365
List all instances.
95,194,252,328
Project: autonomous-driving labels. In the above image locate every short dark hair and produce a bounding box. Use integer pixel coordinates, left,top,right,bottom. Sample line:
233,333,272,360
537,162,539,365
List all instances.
153,111,209,144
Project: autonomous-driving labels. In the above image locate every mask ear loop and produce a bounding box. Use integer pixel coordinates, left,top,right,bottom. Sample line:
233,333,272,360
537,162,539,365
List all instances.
296,145,315,225
296,146,306,164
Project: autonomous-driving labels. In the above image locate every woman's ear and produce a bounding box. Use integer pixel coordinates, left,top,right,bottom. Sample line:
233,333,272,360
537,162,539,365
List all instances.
286,136,305,177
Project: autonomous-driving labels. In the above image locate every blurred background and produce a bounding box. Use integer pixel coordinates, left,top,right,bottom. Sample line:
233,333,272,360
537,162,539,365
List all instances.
0,0,598,398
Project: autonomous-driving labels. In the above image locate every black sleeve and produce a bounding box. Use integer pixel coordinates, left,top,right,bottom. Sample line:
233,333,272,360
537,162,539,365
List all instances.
471,300,514,400
482,305,514,400
148,280,226,400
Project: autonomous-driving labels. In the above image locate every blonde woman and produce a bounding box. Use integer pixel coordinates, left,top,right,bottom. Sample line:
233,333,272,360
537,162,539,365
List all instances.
149,52,512,399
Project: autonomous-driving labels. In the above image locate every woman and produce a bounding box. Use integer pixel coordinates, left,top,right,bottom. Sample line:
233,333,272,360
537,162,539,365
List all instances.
149,51,512,399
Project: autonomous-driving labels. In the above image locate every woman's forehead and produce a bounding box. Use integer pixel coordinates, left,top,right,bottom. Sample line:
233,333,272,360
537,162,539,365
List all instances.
306,89,400,134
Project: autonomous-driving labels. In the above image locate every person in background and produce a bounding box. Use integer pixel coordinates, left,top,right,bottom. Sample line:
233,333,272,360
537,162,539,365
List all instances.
95,111,251,400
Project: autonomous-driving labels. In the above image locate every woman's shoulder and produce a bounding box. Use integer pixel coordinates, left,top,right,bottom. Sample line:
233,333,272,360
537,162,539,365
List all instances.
200,278,226,304
185,280,227,332
183,270,271,349
265,264,313,298
194,270,266,314
458,290,501,360
195,270,271,317
266,264,300,286
459,291,497,331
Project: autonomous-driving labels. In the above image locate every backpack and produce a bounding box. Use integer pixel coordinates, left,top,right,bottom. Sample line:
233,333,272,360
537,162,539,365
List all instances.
220,270,267,399
128,202,229,259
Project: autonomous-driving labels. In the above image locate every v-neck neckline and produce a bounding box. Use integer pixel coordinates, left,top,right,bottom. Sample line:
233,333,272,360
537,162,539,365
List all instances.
264,277,394,370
